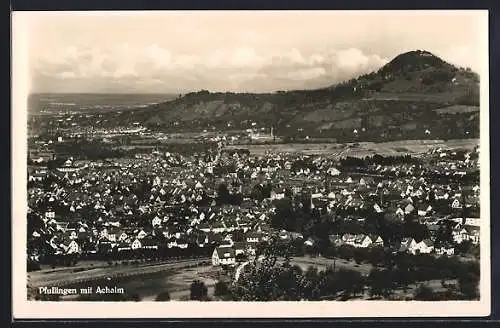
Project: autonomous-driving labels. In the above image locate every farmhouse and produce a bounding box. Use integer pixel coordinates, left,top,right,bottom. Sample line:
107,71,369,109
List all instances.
212,247,236,266
414,239,434,254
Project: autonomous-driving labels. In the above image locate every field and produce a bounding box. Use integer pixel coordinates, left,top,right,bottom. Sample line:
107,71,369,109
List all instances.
289,256,374,276
28,258,214,300
436,105,480,114
30,260,220,301
287,255,459,301
224,139,478,157
362,91,461,103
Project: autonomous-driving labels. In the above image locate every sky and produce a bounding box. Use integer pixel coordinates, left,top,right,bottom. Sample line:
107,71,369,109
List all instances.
17,10,487,94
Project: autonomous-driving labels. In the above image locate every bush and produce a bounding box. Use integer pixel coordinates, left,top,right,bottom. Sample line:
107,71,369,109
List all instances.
155,290,171,301
414,284,437,301
458,272,479,300
214,280,229,297
27,260,41,272
190,280,208,301
129,293,141,302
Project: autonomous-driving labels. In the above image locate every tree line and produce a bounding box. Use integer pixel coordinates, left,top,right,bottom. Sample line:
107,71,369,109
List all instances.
224,239,479,301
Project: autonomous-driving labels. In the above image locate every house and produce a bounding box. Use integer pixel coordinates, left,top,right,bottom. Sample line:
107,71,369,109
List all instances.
435,246,455,256
107,227,120,242
451,199,462,209
212,247,236,266
61,238,80,254
66,230,78,240
176,239,189,249
212,222,226,234
327,167,341,176
352,234,373,248
398,237,418,254
465,217,480,227
152,216,162,227
207,233,224,245
452,228,469,244
414,239,434,254
246,232,262,244
289,231,304,240
304,238,315,247
131,238,142,250
329,234,343,246
246,243,257,256
219,238,234,248
118,231,129,242
198,223,212,233
464,225,480,245
196,234,209,247
117,242,131,252
427,223,440,237
342,234,357,246
137,229,148,239
233,242,247,256
270,191,285,200
141,238,159,250
416,202,433,217
278,231,290,240
404,203,415,214
373,203,384,213
368,234,384,247
434,189,449,200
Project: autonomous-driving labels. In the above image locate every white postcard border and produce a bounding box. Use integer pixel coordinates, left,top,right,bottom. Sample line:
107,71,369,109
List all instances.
12,10,491,319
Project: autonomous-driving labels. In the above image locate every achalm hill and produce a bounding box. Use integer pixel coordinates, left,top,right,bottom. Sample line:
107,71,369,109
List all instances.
118,50,480,143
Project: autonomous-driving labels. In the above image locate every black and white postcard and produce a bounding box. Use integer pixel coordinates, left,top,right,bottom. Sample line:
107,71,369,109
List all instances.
12,10,490,318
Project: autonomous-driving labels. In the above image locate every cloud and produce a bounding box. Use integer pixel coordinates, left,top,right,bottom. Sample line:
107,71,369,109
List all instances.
434,46,480,73
32,44,390,93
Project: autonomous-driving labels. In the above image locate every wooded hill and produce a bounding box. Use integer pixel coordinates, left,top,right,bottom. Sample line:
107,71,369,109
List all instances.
117,50,480,142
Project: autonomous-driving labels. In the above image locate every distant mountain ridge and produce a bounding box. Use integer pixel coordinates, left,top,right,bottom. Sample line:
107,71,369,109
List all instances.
117,50,480,142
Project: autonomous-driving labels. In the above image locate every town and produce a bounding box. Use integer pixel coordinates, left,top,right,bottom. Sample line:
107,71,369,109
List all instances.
27,116,481,301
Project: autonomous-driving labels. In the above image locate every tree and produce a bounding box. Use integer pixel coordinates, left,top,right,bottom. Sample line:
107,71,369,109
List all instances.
403,221,430,242
455,240,473,255
353,248,366,264
368,268,395,299
155,290,171,301
217,183,230,205
414,284,437,301
231,229,245,242
336,269,364,298
435,220,454,247
367,247,385,267
230,239,301,301
302,266,320,300
190,280,208,301
458,272,479,300
214,280,230,297
337,245,355,260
